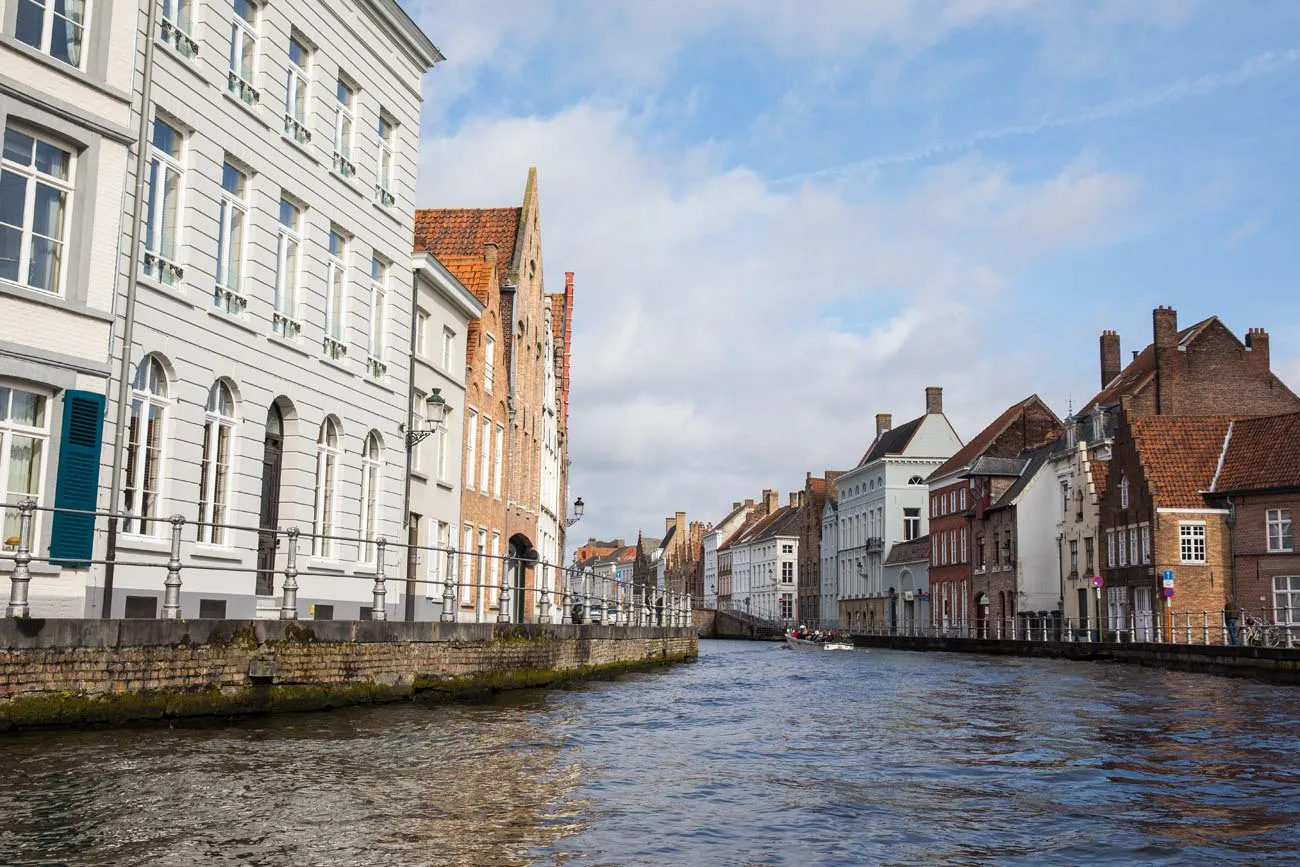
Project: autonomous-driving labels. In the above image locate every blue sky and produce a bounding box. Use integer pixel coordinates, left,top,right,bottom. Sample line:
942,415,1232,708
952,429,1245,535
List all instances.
403,0,1300,549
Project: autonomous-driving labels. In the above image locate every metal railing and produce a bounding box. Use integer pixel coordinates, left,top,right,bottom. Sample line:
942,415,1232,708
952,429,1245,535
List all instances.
849,610,1298,648
0,499,695,626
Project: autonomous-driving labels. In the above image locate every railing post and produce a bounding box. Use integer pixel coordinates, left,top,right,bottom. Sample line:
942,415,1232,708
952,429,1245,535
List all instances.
1184,611,1191,645
441,548,457,622
4,498,37,618
497,555,512,624
598,575,608,625
280,527,299,620
371,537,387,621
538,563,551,624
161,514,185,619
1202,610,1208,645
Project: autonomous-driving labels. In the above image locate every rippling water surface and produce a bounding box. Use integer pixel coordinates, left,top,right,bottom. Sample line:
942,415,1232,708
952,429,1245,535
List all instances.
3,641,1300,866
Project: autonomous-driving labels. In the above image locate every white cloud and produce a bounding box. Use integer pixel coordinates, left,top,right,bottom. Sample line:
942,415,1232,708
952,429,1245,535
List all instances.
417,103,1144,541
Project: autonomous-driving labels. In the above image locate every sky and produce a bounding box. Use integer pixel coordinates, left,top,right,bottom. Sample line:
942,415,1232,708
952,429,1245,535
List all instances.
401,0,1300,552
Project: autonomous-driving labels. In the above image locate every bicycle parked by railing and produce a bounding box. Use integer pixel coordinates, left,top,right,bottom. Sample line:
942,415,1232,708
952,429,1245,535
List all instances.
1238,615,1284,648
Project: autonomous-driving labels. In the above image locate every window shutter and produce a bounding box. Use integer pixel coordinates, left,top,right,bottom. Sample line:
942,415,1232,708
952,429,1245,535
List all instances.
50,390,106,565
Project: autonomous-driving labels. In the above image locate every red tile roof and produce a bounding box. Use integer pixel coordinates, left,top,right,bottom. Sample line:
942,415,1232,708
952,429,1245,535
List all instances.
1212,411,1300,492
1129,416,1232,509
413,208,520,284
928,395,1054,481
1089,456,1110,498
437,254,493,304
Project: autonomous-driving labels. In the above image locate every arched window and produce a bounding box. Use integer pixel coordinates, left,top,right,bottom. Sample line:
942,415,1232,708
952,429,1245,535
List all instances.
360,430,382,563
313,417,341,557
123,355,169,535
1120,475,1130,510
908,475,924,485
198,381,236,544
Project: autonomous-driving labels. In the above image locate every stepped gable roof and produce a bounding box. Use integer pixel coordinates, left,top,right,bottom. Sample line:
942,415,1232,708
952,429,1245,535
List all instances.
885,535,930,565
1085,316,1214,411
413,208,521,285
1129,416,1233,509
805,478,828,528
858,415,925,467
928,395,1054,482
1211,411,1300,493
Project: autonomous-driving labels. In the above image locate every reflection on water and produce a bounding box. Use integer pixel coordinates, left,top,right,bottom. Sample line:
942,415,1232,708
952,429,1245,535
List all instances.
3,642,1300,866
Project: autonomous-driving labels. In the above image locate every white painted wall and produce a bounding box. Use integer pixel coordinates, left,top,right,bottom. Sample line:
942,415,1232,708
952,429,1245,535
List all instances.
1015,462,1063,614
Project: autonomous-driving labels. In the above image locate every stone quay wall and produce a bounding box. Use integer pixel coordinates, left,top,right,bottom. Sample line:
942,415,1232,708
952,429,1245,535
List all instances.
850,634,1300,684
0,620,698,730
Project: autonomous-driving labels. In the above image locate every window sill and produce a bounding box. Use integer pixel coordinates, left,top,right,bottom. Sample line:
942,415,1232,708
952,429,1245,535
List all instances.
328,166,366,196
138,273,195,307
155,37,204,79
411,470,430,482
206,306,260,336
0,278,114,322
281,132,320,164
115,535,171,554
268,332,310,357
361,375,394,393
318,354,355,377
223,89,271,128
306,560,347,573
436,481,454,492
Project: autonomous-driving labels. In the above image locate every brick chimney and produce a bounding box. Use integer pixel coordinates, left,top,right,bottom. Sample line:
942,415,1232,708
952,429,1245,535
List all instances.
483,242,499,265
665,517,674,534
1153,305,1178,349
763,489,778,514
1100,330,1121,389
1246,328,1270,375
1153,306,1180,414
925,386,943,414
876,413,892,437
732,501,742,510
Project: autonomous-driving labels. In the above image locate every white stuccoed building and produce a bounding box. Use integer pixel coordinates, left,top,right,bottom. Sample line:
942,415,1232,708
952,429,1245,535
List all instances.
0,1,137,616
701,498,757,609
820,494,840,626
91,0,442,619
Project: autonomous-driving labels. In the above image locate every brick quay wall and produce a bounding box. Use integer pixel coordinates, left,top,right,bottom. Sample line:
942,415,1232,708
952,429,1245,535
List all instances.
0,620,698,730
850,634,1300,684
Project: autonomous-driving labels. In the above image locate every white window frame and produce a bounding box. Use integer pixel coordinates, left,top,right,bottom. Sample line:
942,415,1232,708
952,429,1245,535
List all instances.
960,527,967,563
14,0,89,68
460,523,474,606
284,34,312,144
160,0,199,57
273,196,302,337
479,416,490,491
1128,527,1138,567
323,227,348,359
143,117,185,285
0,126,74,296
435,425,449,484
410,389,427,473
1141,523,1151,564
122,356,169,537
414,310,429,357
1107,530,1116,568
1267,509,1293,553
228,0,260,104
1120,475,1130,510
781,561,794,584
359,431,382,565
441,327,455,371
214,160,249,313
375,112,396,206
1118,527,1127,567
367,257,388,377
493,424,503,498
332,77,357,177
464,409,477,490
490,531,501,606
196,381,236,545
1273,576,1300,626
484,335,495,394
312,418,341,558
0,384,51,550
1179,522,1207,565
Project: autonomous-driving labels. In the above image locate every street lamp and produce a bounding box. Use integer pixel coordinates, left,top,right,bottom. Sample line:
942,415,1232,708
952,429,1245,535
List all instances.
565,497,585,528
405,389,450,449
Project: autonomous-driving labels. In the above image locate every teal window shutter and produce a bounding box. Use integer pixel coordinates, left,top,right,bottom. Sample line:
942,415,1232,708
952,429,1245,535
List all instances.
50,390,106,566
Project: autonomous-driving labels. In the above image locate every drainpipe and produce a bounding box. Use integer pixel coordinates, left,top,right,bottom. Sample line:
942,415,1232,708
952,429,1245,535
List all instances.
401,269,419,621
102,0,161,618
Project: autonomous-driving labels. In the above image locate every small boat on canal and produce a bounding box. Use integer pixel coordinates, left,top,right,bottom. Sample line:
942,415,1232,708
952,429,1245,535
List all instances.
785,633,856,652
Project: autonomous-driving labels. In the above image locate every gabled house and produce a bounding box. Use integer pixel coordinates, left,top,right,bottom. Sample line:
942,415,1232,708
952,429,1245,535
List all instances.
797,472,841,629
704,498,760,608
927,395,1062,632
727,491,803,624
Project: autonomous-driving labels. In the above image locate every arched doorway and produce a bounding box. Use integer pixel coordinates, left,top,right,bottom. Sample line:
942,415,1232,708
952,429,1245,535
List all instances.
256,401,289,596
507,533,535,622
975,592,990,638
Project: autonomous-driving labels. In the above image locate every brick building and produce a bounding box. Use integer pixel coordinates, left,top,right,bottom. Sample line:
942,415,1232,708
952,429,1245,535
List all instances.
927,395,1062,632
797,472,839,628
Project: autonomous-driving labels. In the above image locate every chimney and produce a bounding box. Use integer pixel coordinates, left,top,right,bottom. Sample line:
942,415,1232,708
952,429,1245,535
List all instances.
483,242,499,265
876,413,893,437
1100,330,1121,389
763,489,779,514
1153,305,1178,350
1246,328,1270,375
744,498,754,507
925,386,943,414
789,491,798,507
614,539,625,548
665,517,674,534
732,501,742,510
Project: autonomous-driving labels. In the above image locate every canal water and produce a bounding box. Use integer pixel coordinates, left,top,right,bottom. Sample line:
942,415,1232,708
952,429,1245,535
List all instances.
3,640,1299,866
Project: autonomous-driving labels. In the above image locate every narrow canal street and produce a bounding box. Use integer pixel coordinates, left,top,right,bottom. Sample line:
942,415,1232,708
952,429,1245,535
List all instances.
3,641,1299,866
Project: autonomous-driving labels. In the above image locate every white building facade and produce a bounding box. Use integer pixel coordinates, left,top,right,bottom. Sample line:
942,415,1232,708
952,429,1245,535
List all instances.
0,0,137,616
94,0,441,619
820,497,839,626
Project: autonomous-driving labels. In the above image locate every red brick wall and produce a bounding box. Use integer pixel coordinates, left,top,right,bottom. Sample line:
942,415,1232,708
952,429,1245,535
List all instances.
1226,493,1300,619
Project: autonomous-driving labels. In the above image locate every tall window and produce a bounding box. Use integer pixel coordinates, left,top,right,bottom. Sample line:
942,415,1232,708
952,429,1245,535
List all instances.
1267,509,1293,553
441,328,455,371
903,507,920,541
323,228,347,359
1,127,72,294
228,0,259,104
197,381,235,545
484,335,495,393
1140,524,1151,564
1128,528,1138,566
1085,536,1094,572
0,386,48,548
375,113,395,206
435,425,449,483
1118,528,1127,566
410,390,426,472
960,488,967,510
490,532,501,605
1179,523,1206,564
273,197,301,337
123,356,168,536
1106,530,1116,568
782,561,794,584
161,0,198,56
464,410,477,490
460,524,473,605
479,416,490,491
214,161,248,313
493,425,503,498
312,418,341,557
414,310,429,357
1274,576,1300,626
15,0,87,67
360,431,382,564
1120,475,1130,509
284,35,311,144
144,118,184,285
333,79,356,176
367,257,388,376
1069,539,1078,573
960,527,967,563
1060,481,1070,518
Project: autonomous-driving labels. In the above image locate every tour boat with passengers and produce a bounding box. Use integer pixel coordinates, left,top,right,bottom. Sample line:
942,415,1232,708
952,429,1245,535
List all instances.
785,628,855,652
